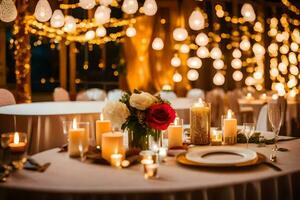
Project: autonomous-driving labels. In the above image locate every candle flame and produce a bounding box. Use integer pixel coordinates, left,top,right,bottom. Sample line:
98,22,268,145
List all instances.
13,132,19,144
100,113,104,121
227,109,234,119
174,117,179,126
72,118,78,129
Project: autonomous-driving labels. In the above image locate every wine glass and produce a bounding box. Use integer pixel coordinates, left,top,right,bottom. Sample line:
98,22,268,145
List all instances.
267,98,285,162
242,123,255,148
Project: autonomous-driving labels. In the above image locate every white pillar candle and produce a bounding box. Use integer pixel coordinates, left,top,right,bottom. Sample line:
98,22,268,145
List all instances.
223,109,237,145
95,113,112,148
68,119,89,157
167,117,183,148
101,132,125,162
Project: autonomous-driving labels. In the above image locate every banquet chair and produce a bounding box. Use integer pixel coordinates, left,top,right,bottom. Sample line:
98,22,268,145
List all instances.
206,88,226,127
227,89,254,124
107,89,124,101
53,87,70,102
0,88,16,106
76,88,106,101
159,90,177,101
186,88,205,101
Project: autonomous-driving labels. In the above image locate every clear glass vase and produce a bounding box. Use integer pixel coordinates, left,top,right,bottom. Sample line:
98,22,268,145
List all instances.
127,129,162,152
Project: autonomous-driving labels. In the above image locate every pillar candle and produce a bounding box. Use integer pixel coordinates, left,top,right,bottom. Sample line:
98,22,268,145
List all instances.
223,109,237,145
190,98,211,145
95,113,112,148
68,127,89,157
8,132,27,153
167,118,183,148
101,132,125,162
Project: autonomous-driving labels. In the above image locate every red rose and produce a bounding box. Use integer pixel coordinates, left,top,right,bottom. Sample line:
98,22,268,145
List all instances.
145,103,176,130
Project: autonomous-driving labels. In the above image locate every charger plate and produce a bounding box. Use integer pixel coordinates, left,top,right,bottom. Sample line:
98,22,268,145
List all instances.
177,147,264,168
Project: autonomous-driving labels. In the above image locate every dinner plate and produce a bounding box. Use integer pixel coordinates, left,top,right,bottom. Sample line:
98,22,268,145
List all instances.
185,146,258,167
177,151,265,168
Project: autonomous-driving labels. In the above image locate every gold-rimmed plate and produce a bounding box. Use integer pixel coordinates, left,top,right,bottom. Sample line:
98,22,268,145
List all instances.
176,152,266,168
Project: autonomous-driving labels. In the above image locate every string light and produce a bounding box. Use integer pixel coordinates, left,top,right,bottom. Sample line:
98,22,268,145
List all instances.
187,69,199,81
213,59,224,70
195,32,209,46
143,0,157,16
79,0,96,9
96,26,107,37
126,26,136,37
0,0,17,22
173,27,188,41
171,54,181,67
122,0,138,14
152,37,164,50
196,46,209,58
94,6,111,25
188,8,205,31
34,0,52,22
50,10,64,28
210,47,222,59
241,3,256,22
187,57,202,69
173,71,182,82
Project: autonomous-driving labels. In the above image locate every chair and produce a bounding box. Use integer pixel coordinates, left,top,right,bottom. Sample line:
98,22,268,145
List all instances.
53,87,70,102
159,91,177,101
0,89,16,106
205,88,226,127
107,89,124,101
76,88,106,101
186,88,205,101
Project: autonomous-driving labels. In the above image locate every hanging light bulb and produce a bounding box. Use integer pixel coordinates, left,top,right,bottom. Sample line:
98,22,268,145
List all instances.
270,68,279,77
232,70,243,81
187,57,202,69
188,8,205,31
79,0,96,9
187,69,199,81
63,16,76,33
85,30,95,40
196,46,209,58
126,26,136,37
96,26,106,37
152,37,164,50
213,59,224,70
210,47,222,59
241,3,256,22
232,48,242,58
240,38,251,51
100,0,113,6
279,44,289,54
179,44,190,54
195,33,209,46
173,27,188,41
122,0,138,14
252,43,265,57
0,0,17,22
289,52,298,65
171,54,181,67
253,70,263,80
143,0,157,16
95,6,111,24
278,62,287,72
213,72,225,86
290,65,299,75
50,10,64,28
34,0,52,22
291,42,299,52
231,58,242,69
173,72,182,83
245,76,255,86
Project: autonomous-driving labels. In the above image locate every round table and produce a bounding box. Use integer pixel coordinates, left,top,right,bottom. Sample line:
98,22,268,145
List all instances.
0,140,300,200
0,102,106,154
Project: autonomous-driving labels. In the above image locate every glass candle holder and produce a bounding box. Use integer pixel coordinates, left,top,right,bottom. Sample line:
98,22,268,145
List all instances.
1,132,28,165
190,99,211,145
167,117,184,149
140,150,156,163
210,128,222,146
110,153,123,168
144,163,159,179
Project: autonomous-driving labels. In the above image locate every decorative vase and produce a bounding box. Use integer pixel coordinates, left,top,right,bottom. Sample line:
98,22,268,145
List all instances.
127,129,162,152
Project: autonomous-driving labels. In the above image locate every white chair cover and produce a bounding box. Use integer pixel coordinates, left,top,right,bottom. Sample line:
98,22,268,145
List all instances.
53,87,70,102
107,89,124,101
186,88,205,101
159,91,177,101
0,89,16,106
76,89,106,101
256,104,268,131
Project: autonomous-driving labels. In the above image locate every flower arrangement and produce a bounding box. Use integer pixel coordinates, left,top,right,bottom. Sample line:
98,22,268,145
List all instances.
103,90,176,150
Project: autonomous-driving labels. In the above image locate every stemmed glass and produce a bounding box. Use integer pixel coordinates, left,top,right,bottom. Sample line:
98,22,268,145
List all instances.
242,123,255,148
267,97,285,162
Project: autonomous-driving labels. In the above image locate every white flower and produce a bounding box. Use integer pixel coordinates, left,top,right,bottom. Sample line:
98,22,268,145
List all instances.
129,92,157,110
103,101,130,128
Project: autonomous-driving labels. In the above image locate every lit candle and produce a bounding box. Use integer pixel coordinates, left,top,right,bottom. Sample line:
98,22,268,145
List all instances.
68,119,89,157
210,128,222,146
223,109,237,145
101,132,125,162
167,117,183,148
190,98,211,145
8,132,26,153
144,163,159,179
245,92,253,100
95,113,112,148
110,153,123,168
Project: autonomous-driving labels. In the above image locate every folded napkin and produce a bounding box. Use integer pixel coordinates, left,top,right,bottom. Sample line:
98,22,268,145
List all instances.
24,158,51,172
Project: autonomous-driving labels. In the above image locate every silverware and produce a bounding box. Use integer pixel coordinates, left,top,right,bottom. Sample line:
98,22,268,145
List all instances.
263,161,282,171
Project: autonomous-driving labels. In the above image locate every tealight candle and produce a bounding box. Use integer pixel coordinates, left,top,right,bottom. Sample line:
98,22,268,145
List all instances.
167,117,183,148
8,132,27,153
101,132,125,162
210,128,222,146
110,153,123,168
144,163,159,179
68,119,89,157
190,98,211,145
223,109,237,145
95,113,112,148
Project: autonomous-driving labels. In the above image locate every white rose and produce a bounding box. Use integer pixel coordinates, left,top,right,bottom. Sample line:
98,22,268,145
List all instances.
129,92,157,110
103,101,130,128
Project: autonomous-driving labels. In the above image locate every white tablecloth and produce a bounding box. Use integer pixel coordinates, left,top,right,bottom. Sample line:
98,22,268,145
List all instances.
0,101,193,154
0,140,300,200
